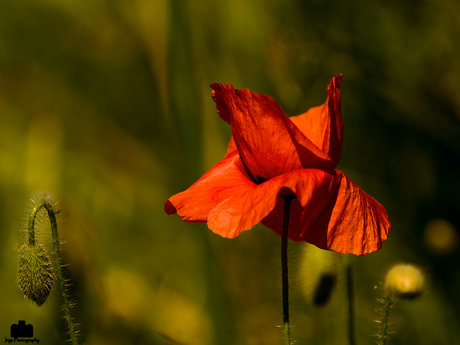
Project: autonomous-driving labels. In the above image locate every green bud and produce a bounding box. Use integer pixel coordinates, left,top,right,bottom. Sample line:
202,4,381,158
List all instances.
18,243,55,306
384,264,425,300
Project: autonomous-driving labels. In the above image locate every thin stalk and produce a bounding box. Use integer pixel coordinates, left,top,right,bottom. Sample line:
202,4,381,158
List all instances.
28,197,78,345
377,296,393,345
281,196,294,345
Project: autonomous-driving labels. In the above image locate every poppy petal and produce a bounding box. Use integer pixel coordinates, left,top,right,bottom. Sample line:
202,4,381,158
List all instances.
306,170,390,255
290,75,343,168
225,136,237,156
210,83,333,182
207,168,339,238
164,151,254,222
262,169,390,255
261,196,305,240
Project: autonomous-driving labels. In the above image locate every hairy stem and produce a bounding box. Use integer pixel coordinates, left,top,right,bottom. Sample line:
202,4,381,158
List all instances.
281,196,294,345
28,196,78,345
377,296,393,345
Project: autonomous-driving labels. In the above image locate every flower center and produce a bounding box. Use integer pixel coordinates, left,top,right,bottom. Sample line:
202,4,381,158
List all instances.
255,175,267,184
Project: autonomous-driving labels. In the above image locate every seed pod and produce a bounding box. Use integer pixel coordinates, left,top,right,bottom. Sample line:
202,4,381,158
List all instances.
18,243,54,306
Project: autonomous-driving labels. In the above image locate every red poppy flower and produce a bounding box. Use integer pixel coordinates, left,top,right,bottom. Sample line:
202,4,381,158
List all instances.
165,75,390,255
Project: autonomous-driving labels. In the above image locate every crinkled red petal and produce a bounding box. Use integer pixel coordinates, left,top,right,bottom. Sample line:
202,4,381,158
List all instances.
207,168,339,238
225,136,237,156
262,170,390,255
164,151,253,223
290,75,343,168
210,83,333,181
166,151,341,239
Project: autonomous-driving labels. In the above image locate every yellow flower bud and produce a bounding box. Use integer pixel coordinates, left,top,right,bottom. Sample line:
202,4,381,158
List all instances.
384,264,425,300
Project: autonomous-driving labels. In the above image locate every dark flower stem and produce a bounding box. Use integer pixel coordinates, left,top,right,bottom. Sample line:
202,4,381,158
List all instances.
281,195,294,345
28,196,78,345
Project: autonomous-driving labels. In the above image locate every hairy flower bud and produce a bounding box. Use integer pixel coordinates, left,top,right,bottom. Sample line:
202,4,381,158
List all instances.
18,243,55,306
384,264,425,300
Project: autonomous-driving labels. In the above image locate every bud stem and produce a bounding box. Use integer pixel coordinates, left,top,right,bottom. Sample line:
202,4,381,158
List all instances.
27,196,78,345
281,195,294,345
377,295,393,345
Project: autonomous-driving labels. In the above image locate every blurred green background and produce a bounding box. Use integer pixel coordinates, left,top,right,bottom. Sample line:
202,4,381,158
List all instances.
1,0,460,344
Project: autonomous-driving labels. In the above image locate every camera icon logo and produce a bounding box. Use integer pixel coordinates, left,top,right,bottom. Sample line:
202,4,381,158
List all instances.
11,320,33,338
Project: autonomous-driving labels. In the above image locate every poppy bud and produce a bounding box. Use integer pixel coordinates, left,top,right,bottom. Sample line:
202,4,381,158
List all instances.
18,243,55,306
384,264,425,300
